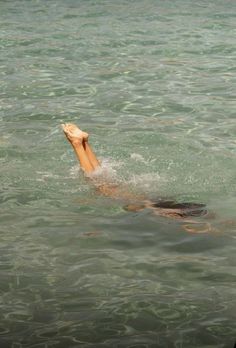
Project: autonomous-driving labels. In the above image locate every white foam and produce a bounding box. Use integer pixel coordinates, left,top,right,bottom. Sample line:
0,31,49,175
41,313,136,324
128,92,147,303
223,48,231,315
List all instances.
130,153,155,164
128,172,166,191
130,153,146,163
88,158,121,184
67,157,168,194
69,165,81,178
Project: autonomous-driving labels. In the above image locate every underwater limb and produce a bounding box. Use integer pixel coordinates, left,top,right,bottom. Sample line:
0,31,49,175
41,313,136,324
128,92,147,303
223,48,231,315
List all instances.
182,222,218,234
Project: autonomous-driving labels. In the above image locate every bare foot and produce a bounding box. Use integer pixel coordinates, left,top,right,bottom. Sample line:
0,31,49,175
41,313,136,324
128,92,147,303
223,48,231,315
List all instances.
61,123,88,145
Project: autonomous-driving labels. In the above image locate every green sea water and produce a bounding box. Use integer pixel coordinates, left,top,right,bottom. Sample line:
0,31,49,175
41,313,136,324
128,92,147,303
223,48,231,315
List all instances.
0,0,236,347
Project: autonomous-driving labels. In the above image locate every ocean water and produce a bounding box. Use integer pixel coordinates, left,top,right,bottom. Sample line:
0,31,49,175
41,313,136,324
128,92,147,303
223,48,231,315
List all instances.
0,0,236,347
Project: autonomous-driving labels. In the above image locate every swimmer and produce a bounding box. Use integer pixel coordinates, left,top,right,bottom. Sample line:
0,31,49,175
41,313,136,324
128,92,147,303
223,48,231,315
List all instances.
61,123,211,233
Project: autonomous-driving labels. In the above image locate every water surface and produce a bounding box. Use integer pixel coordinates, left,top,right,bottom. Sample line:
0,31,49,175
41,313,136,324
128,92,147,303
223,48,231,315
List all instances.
0,0,236,347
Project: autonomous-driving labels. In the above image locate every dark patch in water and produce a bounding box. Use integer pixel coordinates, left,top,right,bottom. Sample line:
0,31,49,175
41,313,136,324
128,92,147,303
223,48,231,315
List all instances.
151,200,207,217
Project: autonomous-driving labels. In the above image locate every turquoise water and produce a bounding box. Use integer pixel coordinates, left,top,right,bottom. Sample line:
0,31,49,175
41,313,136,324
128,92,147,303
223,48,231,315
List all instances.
1,0,236,347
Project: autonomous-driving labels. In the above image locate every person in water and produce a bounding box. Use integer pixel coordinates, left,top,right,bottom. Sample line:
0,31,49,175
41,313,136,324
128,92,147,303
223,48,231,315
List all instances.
61,123,211,233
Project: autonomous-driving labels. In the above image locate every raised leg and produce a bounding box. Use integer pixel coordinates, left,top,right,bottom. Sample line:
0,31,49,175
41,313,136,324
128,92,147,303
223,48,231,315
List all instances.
77,129,100,170
61,123,94,174
83,140,100,170
62,123,100,172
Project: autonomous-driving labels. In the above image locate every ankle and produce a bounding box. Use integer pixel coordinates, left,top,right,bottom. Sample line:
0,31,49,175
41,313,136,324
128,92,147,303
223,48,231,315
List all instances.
71,138,83,146
82,131,89,142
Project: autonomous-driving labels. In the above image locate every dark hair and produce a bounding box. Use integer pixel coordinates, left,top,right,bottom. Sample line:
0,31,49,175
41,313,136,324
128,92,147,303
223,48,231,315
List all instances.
151,200,207,218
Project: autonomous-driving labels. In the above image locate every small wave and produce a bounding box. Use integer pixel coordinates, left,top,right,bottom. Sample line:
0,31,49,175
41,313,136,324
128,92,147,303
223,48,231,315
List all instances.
36,171,60,182
130,153,146,163
130,153,156,165
128,172,166,191
69,165,81,178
